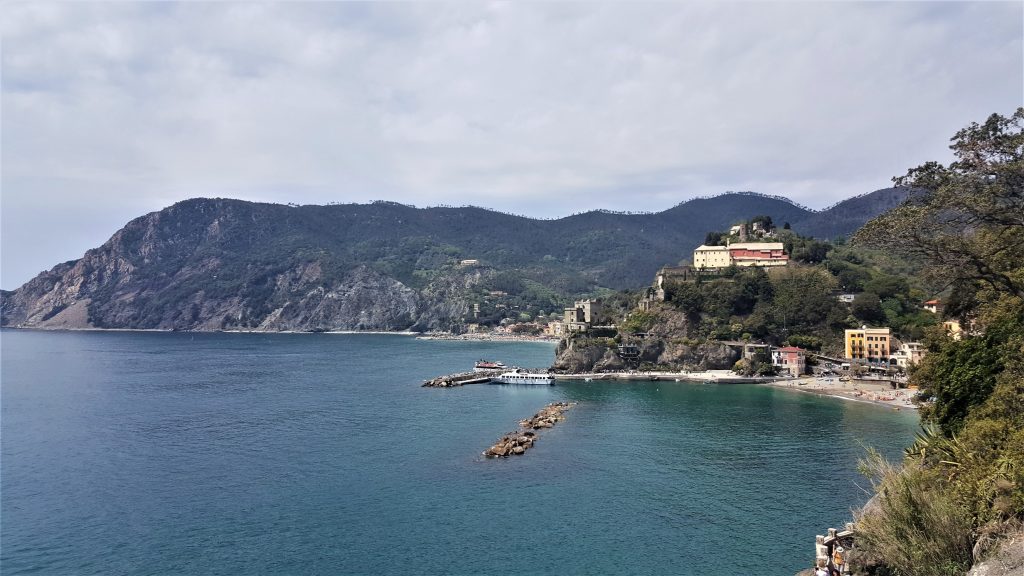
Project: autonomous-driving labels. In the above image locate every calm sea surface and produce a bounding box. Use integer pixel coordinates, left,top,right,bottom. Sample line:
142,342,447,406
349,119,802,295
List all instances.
1,330,919,575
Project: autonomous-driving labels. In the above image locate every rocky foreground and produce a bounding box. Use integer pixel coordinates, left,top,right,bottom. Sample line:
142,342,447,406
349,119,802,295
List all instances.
483,402,576,458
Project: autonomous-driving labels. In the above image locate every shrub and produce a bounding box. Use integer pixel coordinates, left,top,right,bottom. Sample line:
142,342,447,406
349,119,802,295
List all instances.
854,451,975,576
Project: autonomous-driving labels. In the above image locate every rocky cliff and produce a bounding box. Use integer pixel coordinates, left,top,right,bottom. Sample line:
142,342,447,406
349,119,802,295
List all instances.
551,335,740,373
551,306,740,373
1,199,485,332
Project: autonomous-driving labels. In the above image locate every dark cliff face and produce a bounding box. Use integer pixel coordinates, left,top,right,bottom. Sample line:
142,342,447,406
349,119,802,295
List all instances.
551,305,740,373
0,200,481,331
551,335,740,373
1,189,906,332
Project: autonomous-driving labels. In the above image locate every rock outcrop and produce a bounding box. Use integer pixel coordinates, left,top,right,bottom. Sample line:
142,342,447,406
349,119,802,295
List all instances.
968,530,1024,576
1,200,488,332
551,338,613,373
551,334,739,373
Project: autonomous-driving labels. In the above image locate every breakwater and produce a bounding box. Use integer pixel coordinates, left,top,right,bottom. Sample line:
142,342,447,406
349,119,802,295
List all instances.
483,402,576,458
422,371,494,387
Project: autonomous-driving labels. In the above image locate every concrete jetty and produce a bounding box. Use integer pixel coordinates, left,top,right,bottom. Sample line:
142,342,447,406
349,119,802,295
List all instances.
422,371,494,387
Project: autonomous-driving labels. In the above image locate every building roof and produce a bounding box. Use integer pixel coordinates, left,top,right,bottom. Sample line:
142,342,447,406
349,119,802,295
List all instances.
694,245,728,251
845,326,891,334
728,242,785,250
924,299,940,305
776,346,806,352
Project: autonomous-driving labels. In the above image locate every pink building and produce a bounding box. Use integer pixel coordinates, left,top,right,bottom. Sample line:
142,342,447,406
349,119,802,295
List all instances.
727,242,789,267
773,346,807,377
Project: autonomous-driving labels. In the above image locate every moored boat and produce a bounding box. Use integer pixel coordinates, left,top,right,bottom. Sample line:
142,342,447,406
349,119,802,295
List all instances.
474,360,508,372
494,369,554,385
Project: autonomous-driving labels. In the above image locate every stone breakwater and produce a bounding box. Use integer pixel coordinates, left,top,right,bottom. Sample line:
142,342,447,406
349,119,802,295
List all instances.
421,371,493,387
483,402,576,458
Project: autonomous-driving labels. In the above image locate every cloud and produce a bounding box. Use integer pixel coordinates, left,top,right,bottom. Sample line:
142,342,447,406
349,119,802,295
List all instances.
2,1,1021,288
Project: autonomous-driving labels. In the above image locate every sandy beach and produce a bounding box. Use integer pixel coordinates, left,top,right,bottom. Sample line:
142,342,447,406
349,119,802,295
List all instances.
764,375,918,411
554,369,918,411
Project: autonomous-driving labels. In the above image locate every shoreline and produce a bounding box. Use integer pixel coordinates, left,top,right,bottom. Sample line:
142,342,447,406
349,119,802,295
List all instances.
0,326,421,335
416,333,559,344
555,369,772,384
761,375,918,411
549,370,918,411
1,326,553,340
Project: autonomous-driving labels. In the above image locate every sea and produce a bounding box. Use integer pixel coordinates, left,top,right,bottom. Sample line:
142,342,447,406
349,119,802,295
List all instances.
0,330,919,575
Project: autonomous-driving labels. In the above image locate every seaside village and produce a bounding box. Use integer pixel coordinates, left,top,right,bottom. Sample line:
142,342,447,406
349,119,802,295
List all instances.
460,218,950,387
444,219,959,572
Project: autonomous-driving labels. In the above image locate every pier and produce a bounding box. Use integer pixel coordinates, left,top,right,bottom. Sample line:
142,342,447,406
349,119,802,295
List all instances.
421,371,494,387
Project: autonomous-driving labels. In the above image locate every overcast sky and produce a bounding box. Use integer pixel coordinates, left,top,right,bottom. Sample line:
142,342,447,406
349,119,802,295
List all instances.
2,1,1021,289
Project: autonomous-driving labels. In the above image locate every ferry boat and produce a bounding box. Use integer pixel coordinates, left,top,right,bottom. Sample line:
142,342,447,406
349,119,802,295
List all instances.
474,360,508,372
494,369,554,385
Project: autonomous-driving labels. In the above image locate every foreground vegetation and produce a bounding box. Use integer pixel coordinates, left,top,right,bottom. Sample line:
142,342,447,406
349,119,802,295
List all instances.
847,109,1024,575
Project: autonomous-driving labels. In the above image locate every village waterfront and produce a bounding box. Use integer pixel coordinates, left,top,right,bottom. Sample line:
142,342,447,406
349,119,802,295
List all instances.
1,329,919,575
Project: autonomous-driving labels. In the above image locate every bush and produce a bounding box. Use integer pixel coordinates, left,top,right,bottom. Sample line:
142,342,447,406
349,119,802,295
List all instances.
621,310,657,334
854,451,975,576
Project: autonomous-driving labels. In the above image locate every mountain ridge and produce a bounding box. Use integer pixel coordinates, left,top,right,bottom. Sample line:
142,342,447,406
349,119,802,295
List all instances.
1,187,909,332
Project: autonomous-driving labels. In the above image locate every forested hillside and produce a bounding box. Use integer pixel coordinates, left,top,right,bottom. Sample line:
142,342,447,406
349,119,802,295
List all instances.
1,188,906,332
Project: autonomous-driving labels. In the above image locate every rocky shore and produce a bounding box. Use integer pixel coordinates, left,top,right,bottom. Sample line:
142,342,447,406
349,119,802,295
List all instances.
484,402,576,458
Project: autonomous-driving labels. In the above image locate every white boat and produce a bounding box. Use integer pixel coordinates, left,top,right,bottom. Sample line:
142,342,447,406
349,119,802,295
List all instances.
494,369,554,385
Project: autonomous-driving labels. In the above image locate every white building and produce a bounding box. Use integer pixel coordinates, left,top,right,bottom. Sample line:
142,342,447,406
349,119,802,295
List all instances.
890,342,926,369
693,245,731,269
692,242,789,269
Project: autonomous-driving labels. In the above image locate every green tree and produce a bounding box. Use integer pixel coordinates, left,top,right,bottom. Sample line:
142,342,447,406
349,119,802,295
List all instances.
915,330,1004,435
850,111,1024,574
770,266,839,334
704,231,725,246
855,108,1024,298
851,292,885,323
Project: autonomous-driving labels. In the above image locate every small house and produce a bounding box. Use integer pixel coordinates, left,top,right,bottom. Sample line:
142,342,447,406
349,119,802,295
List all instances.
773,346,807,377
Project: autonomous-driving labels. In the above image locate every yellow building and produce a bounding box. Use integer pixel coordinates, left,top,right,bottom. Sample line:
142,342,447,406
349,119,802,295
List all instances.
845,327,891,361
692,245,731,269
943,320,963,341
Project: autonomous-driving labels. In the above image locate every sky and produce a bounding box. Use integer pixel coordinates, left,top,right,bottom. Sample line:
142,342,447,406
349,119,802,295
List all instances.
2,2,1022,289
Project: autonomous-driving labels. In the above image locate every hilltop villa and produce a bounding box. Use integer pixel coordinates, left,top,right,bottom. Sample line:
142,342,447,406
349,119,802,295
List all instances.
693,242,789,270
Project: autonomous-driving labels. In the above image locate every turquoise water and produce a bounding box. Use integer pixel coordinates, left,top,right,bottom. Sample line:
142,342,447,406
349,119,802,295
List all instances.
1,330,919,575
